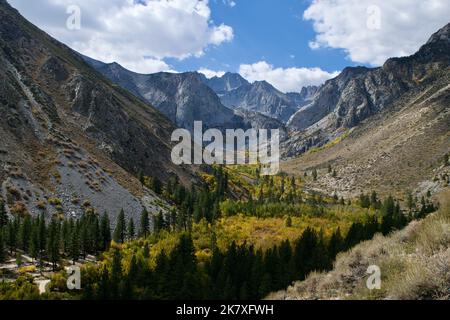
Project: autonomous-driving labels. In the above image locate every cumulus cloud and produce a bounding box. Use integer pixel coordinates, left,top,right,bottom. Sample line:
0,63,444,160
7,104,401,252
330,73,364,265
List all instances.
8,0,234,73
198,68,226,78
239,61,339,93
304,0,450,66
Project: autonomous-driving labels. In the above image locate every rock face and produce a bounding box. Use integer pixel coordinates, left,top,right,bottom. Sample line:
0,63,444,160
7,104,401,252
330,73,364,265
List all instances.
219,81,299,122
201,72,249,95
0,0,191,222
201,73,318,123
285,23,450,156
233,108,288,140
281,23,450,197
85,58,245,132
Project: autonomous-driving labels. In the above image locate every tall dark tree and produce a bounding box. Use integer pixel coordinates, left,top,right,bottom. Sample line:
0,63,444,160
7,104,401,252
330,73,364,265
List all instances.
46,218,60,270
29,224,39,262
110,248,123,297
113,209,127,244
328,227,343,259
0,199,8,228
69,225,80,264
0,230,5,263
38,213,47,259
100,213,112,251
128,218,135,241
139,208,150,238
6,218,18,254
151,177,163,194
19,214,32,252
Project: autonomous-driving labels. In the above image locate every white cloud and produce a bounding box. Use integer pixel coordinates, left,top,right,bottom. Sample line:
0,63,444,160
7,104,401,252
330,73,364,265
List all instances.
239,61,339,93
304,0,450,66
8,0,234,73
198,68,226,78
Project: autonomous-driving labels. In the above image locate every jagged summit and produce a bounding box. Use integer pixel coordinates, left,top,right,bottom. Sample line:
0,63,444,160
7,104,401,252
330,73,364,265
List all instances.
426,22,450,45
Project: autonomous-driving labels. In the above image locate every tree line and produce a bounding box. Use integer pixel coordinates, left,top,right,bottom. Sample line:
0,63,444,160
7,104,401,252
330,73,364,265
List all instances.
77,198,415,300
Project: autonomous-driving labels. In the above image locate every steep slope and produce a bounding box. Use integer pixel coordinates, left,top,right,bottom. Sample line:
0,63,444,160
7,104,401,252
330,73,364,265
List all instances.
268,189,450,300
0,0,194,222
281,23,450,197
84,58,245,132
287,23,450,153
282,68,450,198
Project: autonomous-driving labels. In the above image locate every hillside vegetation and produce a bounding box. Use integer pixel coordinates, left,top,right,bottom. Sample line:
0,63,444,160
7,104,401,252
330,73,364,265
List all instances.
268,189,450,300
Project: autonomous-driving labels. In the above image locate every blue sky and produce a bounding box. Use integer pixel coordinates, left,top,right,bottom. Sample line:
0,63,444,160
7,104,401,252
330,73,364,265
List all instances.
8,0,450,92
167,0,355,74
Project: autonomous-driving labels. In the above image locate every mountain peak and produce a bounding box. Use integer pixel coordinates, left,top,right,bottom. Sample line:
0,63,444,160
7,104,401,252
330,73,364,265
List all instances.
426,23,450,45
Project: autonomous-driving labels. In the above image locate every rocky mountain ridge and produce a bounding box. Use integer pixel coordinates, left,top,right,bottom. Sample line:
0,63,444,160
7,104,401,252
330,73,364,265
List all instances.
0,0,194,223
285,22,450,156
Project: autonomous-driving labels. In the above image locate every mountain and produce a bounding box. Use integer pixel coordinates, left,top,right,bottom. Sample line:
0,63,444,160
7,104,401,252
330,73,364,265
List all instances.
201,72,318,122
219,80,298,122
282,23,450,197
286,85,319,107
83,58,245,132
200,72,249,95
233,108,288,140
0,0,196,222
287,22,450,139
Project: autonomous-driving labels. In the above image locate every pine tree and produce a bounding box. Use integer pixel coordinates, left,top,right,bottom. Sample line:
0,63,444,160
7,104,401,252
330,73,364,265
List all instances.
151,177,163,194
328,227,343,259
7,219,17,254
29,224,39,262
285,216,292,228
293,227,319,279
80,222,89,259
142,242,150,259
38,213,46,259
113,209,127,244
61,219,70,254
128,218,135,241
138,170,145,186
139,208,150,238
19,214,32,252
110,248,123,298
0,230,5,263
381,196,395,235
98,265,110,300
46,218,60,271
100,213,111,251
69,225,80,264
0,199,8,228
370,191,380,209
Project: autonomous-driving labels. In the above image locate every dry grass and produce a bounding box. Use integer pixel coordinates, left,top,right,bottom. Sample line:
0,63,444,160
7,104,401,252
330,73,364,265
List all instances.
268,189,450,300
